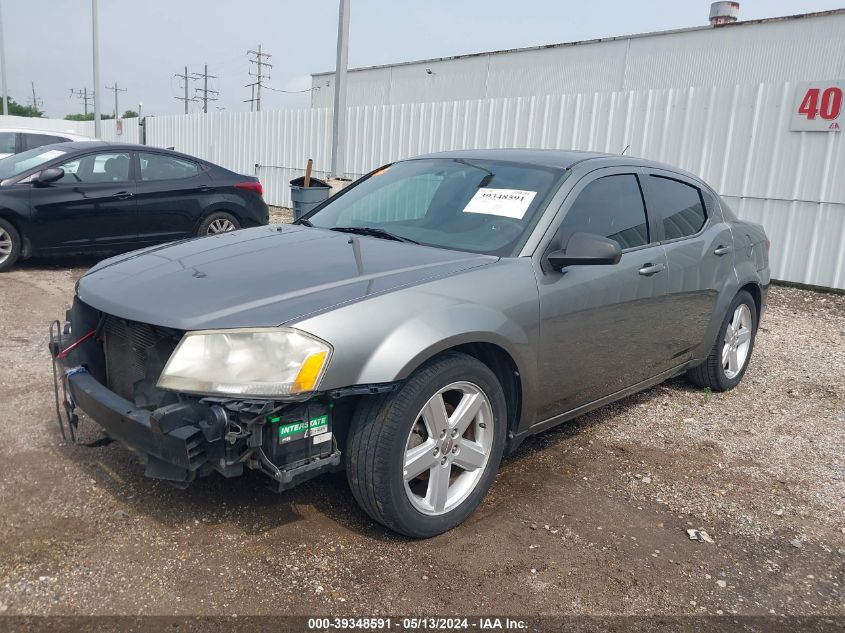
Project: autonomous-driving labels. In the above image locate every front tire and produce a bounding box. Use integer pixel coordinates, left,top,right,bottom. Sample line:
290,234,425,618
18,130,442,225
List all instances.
0,219,22,272
686,290,758,392
346,352,507,538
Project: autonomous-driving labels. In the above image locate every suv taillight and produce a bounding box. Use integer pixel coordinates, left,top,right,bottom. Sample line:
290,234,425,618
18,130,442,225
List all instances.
235,181,263,197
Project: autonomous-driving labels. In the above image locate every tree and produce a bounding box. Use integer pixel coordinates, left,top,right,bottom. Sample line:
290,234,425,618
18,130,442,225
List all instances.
4,96,43,117
121,109,139,119
64,112,115,121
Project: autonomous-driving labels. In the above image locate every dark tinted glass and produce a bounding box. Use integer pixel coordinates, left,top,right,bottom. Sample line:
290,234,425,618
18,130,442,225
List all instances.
649,176,706,240
558,174,649,250
23,133,66,151
139,153,199,180
57,152,131,183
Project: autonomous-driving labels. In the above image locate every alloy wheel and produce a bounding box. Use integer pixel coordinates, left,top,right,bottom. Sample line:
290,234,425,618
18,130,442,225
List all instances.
722,303,753,379
207,218,236,234
403,381,494,516
0,228,12,265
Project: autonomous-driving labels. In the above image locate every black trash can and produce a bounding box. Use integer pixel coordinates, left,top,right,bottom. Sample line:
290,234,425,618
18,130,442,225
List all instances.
290,176,331,220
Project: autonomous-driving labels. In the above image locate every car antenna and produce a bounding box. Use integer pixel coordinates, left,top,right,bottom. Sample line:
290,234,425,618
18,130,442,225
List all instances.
620,144,630,156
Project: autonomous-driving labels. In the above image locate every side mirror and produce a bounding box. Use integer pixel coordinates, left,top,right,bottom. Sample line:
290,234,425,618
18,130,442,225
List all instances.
547,232,622,269
33,167,64,185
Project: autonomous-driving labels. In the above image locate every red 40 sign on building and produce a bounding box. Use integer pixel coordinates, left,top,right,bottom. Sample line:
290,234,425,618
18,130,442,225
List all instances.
791,81,843,132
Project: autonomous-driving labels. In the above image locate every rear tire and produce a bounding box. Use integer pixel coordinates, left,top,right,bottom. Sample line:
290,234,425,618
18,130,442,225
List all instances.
198,212,240,236
346,352,507,538
0,219,22,272
686,290,757,392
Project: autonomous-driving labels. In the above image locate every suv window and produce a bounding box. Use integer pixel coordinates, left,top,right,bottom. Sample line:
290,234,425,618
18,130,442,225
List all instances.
57,152,131,183
0,132,16,154
648,176,706,240
23,133,67,151
139,153,200,181
558,174,649,250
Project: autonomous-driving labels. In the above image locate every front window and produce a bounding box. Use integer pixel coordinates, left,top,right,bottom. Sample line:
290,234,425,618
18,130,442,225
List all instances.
305,158,566,256
0,146,68,181
56,152,131,183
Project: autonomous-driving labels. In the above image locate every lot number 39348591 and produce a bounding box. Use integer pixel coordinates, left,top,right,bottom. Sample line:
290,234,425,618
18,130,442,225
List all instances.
791,81,843,132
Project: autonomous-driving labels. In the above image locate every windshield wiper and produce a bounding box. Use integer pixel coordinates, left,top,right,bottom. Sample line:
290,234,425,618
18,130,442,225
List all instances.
296,218,313,227
330,226,418,244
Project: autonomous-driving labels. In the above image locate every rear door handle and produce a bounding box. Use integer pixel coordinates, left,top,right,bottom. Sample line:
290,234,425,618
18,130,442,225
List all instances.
195,185,213,192
713,245,732,256
638,263,666,276
112,191,133,200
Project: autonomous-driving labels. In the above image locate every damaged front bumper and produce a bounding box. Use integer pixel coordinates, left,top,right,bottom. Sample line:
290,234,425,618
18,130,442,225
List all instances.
49,317,344,490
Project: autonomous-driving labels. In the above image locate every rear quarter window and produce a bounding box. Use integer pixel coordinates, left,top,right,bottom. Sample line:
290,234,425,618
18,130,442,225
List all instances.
648,176,707,240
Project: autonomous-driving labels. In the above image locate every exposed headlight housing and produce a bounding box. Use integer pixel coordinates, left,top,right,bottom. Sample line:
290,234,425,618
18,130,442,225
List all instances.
156,327,332,398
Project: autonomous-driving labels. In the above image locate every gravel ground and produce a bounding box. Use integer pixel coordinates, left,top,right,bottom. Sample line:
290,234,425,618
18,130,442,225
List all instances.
0,242,843,617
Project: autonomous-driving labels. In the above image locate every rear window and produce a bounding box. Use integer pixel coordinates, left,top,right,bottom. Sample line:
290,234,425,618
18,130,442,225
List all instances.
22,133,68,151
648,176,706,240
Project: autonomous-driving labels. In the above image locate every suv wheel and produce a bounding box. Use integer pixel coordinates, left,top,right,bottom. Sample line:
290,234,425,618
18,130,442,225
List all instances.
687,289,758,392
0,219,22,272
346,352,507,538
199,212,240,236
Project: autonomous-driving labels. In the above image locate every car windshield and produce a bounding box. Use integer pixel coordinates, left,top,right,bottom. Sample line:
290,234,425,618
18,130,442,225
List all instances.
305,158,566,256
0,146,68,180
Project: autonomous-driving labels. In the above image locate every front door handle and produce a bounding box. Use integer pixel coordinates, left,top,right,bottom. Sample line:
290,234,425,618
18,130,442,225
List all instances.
112,191,134,200
638,263,666,276
713,245,732,256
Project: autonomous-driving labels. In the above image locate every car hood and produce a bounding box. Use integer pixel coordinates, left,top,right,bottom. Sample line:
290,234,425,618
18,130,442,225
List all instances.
77,224,497,330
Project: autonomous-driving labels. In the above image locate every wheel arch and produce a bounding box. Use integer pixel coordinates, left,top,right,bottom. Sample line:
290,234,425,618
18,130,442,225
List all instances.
430,342,523,452
0,211,29,257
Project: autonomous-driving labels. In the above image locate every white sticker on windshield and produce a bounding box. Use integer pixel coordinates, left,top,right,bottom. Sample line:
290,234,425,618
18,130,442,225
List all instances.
462,188,537,219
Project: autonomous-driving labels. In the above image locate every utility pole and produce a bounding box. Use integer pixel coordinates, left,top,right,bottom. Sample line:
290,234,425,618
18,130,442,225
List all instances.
245,45,272,112
174,65,196,114
0,0,7,115
29,81,43,111
330,0,350,178
70,88,95,116
91,0,102,137
105,82,127,118
191,64,218,113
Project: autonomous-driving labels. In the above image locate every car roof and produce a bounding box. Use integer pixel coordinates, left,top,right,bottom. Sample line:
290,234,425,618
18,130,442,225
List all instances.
0,128,93,140
39,141,214,165
412,148,701,180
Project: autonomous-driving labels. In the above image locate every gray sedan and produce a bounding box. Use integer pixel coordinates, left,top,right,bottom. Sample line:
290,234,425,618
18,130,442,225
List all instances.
50,149,769,537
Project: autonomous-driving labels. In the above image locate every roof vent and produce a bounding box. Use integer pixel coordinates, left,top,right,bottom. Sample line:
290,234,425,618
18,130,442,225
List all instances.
709,1,739,25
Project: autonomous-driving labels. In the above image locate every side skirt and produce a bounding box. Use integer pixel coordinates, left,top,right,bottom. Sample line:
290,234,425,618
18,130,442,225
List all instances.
507,362,693,452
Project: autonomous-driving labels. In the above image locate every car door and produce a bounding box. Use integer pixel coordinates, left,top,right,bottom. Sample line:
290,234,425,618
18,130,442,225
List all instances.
134,151,215,244
534,168,668,421
28,150,137,252
639,170,734,369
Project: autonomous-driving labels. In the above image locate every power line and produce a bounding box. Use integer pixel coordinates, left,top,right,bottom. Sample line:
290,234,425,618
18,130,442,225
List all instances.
105,82,127,118
244,45,272,112
173,66,196,114
69,87,95,116
191,64,218,114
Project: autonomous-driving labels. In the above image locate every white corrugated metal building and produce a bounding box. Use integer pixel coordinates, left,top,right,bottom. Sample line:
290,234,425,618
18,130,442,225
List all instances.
311,9,845,106
306,8,845,290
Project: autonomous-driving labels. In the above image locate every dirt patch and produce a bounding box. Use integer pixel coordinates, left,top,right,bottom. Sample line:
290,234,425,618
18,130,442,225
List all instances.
0,253,843,616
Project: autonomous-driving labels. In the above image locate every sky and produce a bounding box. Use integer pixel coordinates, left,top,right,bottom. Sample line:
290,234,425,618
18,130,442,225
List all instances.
3,0,843,118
